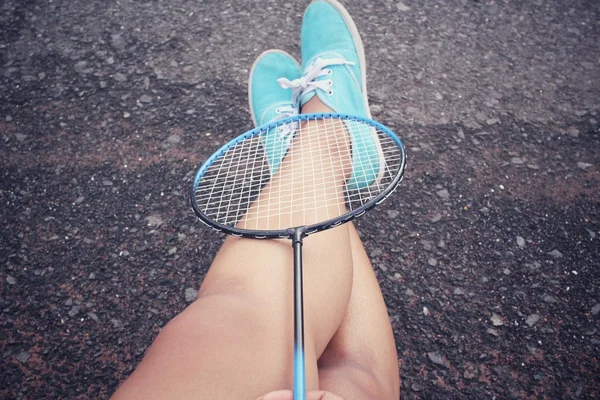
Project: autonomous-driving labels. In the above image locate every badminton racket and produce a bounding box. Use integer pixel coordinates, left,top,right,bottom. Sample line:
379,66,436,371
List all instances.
191,113,406,399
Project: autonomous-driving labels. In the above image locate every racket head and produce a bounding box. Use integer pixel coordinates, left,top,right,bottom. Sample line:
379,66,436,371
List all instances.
191,113,406,239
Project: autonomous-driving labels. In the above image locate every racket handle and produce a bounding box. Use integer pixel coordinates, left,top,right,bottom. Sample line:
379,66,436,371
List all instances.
292,228,306,400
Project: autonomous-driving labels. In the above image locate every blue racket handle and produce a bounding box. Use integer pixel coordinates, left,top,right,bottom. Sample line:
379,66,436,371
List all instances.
294,347,306,399
292,229,306,399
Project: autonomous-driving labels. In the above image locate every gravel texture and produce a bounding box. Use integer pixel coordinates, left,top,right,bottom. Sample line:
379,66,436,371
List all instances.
1,0,599,398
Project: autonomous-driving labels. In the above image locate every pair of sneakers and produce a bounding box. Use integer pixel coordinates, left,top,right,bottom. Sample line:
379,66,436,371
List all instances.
248,0,383,190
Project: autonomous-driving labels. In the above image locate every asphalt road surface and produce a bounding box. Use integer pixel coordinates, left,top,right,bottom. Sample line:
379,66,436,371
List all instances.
1,0,599,398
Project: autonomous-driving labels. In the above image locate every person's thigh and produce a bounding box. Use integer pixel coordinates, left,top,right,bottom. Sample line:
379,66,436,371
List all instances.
112,237,312,399
112,291,315,399
318,223,400,400
113,226,353,399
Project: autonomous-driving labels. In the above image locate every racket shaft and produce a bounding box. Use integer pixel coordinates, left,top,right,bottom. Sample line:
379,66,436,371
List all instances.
292,230,306,399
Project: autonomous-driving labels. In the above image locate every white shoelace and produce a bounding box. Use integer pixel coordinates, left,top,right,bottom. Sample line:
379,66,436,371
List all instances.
277,57,355,108
270,104,298,140
269,57,354,143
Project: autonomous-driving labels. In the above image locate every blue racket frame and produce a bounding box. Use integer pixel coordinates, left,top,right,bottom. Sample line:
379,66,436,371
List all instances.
191,113,406,239
191,113,406,399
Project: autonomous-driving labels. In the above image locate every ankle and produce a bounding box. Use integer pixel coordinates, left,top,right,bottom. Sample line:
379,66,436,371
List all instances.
301,96,333,114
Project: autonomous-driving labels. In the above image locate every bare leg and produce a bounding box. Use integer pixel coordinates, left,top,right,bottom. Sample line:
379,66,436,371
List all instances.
318,223,400,400
112,97,356,399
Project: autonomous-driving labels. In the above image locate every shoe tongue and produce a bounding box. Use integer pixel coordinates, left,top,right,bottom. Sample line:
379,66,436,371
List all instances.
299,90,317,108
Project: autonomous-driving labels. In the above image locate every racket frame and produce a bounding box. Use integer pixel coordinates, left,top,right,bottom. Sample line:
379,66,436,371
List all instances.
191,113,406,240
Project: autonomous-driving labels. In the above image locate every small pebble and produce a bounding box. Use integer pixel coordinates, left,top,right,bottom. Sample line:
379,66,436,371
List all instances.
184,287,198,303
411,383,424,392
526,313,541,327
577,162,593,170
396,2,410,12
68,306,81,317
387,210,400,219
167,135,181,144
548,249,563,258
427,351,445,366
16,351,31,363
6,276,16,285
436,189,449,199
113,72,127,82
566,126,579,137
542,294,557,303
370,248,383,258
145,215,164,227
487,328,499,337
370,104,383,115
516,236,525,247
491,313,504,326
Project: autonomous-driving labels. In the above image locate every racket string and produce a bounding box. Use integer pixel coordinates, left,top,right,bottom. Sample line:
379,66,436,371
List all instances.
193,116,404,231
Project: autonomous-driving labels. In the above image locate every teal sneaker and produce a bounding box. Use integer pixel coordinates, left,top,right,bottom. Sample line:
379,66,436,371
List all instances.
286,0,385,190
249,50,302,175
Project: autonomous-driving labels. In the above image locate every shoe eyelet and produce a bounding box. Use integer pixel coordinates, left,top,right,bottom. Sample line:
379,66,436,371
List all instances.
327,69,332,75
275,108,281,113
327,89,333,96
327,80,333,87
